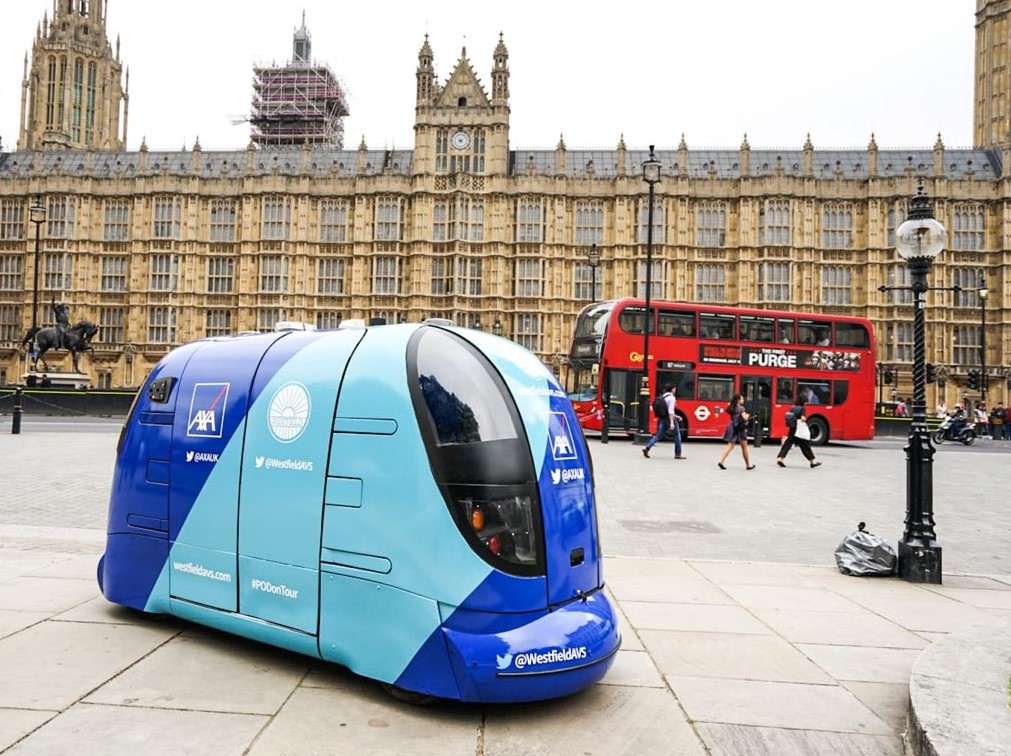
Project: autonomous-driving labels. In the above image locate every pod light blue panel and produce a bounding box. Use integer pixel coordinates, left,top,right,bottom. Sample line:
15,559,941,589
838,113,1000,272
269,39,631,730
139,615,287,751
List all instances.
168,543,237,610
171,598,320,660
319,571,444,686
323,477,362,507
237,557,319,633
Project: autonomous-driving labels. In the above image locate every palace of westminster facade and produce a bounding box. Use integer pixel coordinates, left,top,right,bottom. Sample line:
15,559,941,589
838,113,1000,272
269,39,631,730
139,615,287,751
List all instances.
0,0,1010,404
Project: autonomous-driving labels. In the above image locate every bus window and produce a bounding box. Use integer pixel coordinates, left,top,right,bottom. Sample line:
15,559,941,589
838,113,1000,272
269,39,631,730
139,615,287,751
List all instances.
658,309,696,338
797,380,832,405
658,370,695,400
776,378,795,404
833,380,849,405
697,375,734,402
835,323,869,348
798,320,831,346
618,306,655,335
776,319,795,344
699,313,736,340
740,316,774,343
574,303,614,338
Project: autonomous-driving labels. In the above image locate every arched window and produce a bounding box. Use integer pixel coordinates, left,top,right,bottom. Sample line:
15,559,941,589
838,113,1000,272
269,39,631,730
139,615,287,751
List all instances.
457,96,467,107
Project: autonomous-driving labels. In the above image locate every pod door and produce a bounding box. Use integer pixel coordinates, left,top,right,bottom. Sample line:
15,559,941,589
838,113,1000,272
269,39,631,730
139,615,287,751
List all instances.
236,330,363,634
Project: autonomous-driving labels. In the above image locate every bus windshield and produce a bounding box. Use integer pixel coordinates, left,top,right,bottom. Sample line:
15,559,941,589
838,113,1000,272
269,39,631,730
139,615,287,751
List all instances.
574,303,614,338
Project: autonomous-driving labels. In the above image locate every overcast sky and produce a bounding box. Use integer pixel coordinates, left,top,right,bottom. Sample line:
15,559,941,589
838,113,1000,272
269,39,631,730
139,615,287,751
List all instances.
0,0,975,153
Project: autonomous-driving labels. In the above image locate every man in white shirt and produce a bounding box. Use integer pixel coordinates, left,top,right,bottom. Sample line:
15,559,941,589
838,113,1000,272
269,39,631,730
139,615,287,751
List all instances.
642,384,686,460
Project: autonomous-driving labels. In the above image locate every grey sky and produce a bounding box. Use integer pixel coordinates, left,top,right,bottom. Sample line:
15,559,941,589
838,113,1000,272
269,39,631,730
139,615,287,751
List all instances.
0,0,975,153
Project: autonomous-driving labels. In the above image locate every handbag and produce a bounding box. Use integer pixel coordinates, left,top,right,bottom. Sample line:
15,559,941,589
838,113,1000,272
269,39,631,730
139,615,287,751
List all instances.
795,418,811,441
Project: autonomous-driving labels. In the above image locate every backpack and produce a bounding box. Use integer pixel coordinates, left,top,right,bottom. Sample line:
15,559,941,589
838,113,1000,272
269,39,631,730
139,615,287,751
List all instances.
652,394,668,420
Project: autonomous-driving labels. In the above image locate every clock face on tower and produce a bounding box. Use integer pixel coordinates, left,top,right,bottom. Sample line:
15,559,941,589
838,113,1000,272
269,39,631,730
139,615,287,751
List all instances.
451,130,471,150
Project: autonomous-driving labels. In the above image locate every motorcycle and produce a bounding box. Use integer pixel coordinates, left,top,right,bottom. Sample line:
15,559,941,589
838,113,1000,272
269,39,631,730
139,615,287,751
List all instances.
932,415,976,446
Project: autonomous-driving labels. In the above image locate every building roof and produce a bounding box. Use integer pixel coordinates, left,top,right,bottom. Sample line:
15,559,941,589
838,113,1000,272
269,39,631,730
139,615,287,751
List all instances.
0,147,1001,181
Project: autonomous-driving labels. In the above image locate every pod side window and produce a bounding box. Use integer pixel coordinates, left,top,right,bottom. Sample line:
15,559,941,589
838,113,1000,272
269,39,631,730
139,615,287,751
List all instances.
407,327,545,577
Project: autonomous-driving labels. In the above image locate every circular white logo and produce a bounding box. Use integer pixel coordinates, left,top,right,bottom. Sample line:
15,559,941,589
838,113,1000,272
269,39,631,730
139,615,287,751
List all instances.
267,382,311,443
694,405,711,422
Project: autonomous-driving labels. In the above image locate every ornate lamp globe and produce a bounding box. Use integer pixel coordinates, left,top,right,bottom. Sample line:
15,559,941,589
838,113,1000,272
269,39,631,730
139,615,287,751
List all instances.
642,145,661,184
29,196,46,224
978,275,988,301
588,243,601,268
895,185,945,261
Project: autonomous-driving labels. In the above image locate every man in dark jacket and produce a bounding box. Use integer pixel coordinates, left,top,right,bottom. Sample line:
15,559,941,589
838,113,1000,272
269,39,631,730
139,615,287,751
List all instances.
990,403,1007,441
776,397,821,468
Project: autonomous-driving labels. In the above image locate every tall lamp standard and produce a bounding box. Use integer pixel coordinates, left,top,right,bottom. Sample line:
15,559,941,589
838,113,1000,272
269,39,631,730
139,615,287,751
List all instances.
878,183,948,583
978,275,988,405
587,243,601,301
637,146,661,440
28,195,47,358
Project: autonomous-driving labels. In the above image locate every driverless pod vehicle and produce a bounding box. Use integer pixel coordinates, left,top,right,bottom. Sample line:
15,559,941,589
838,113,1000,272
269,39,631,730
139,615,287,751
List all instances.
99,322,619,702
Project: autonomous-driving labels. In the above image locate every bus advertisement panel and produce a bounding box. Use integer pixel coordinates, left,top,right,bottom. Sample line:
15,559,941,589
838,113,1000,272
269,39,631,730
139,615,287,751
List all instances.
566,299,876,445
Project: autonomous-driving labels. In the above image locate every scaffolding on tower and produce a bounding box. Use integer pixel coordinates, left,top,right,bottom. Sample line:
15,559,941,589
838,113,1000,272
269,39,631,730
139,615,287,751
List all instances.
248,14,349,150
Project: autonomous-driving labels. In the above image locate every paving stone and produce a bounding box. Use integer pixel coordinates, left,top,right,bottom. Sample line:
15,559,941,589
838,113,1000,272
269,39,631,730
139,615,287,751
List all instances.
921,586,1011,609
607,593,645,651
751,608,926,648
696,722,902,755
24,554,101,581
51,596,173,626
301,662,375,691
597,649,665,688
641,630,833,684
931,575,1011,591
0,620,176,710
915,630,949,644
604,556,700,578
844,593,995,633
0,609,48,640
668,676,892,734
8,703,266,756
607,573,734,604
797,644,922,684
622,600,772,634
0,575,99,612
0,708,56,752
719,584,864,613
248,685,479,756
85,632,307,715
688,560,837,588
841,681,909,732
484,684,706,756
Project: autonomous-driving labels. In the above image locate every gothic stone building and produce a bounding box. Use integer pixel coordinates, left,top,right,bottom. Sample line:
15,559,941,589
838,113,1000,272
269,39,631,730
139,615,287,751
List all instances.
0,1,1009,407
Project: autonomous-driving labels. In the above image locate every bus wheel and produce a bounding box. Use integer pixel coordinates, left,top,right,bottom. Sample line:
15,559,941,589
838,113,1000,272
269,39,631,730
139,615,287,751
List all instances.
380,682,437,706
807,417,829,446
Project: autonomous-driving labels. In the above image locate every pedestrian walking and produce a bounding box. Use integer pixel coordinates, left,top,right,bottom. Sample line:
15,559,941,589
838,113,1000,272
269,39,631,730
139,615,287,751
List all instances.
975,404,989,438
990,402,1006,440
935,399,948,419
895,399,907,417
717,394,755,470
776,397,822,469
643,385,686,459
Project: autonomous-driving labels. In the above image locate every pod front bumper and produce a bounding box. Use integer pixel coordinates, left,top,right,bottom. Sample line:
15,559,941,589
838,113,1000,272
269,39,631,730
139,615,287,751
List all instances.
442,588,620,703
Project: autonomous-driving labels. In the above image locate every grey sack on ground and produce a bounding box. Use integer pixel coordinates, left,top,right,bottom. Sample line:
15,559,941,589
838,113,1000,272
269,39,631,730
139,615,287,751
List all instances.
834,522,897,576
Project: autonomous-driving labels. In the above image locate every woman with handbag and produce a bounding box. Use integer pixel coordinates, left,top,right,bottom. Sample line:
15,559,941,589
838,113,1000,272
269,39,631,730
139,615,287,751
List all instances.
776,397,822,468
717,394,755,470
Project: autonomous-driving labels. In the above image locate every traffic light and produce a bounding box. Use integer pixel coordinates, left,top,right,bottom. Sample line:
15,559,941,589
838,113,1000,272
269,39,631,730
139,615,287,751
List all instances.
926,363,935,383
883,369,894,384
967,369,979,391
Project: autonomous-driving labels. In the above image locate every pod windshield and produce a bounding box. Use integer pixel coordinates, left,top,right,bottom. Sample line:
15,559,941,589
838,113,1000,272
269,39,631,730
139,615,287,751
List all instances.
408,327,545,577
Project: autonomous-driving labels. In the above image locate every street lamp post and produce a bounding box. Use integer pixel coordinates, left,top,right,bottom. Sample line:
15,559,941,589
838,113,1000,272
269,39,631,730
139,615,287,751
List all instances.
587,243,601,301
637,146,661,441
978,275,988,405
28,195,46,360
878,182,948,584
492,318,503,337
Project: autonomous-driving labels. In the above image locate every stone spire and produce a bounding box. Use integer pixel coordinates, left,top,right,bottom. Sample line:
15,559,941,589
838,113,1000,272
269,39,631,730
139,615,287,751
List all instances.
739,133,751,177
933,132,945,177
677,133,688,177
555,133,566,175
492,32,509,105
867,132,878,176
803,133,814,176
616,134,627,176
416,34,435,105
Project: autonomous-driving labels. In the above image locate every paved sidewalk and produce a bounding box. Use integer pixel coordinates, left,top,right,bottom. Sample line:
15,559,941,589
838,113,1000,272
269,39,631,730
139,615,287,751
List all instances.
2,528,1009,755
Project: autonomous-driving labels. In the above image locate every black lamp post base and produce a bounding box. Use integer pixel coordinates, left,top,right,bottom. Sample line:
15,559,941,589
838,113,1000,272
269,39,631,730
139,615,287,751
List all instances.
897,541,942,584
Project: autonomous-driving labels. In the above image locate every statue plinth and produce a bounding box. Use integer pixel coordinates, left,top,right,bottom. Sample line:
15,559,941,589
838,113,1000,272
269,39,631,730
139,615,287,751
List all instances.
22,371,92,389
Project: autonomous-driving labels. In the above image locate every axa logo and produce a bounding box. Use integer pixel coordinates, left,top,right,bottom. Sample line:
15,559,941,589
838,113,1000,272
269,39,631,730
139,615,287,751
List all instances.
186,383,229,439
185,450,219,464
549,412,578,461
495,653,514,671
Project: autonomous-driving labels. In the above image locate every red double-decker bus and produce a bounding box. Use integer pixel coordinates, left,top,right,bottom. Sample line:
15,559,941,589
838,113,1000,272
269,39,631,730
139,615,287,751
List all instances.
567,298,876,445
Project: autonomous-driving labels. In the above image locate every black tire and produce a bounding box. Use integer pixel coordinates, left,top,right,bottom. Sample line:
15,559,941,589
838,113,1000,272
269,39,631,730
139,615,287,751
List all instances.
962,430,976,446
380,683,437,706
932,430,946,444
807,416,829,446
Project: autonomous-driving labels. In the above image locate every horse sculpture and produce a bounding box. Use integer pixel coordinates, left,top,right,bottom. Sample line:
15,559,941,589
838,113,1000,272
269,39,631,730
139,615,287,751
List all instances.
21,301,100,373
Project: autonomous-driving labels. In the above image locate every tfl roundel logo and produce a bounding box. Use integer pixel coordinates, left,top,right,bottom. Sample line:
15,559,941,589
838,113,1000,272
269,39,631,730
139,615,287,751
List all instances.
267,382,311,443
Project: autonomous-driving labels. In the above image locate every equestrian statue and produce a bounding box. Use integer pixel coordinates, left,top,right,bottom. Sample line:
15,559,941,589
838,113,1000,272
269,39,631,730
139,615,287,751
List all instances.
21,300,100,374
